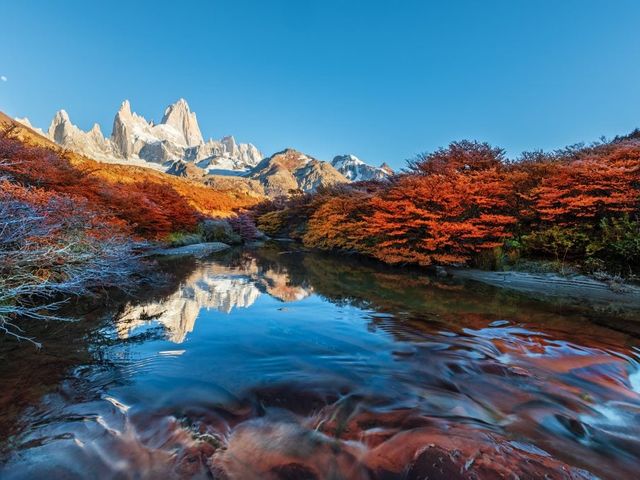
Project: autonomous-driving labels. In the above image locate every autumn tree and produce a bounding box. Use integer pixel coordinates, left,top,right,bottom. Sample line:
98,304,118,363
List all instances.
361,142,518,266
408,140,505,175
302,186,374,252
365,171,516,265
533,144,640,225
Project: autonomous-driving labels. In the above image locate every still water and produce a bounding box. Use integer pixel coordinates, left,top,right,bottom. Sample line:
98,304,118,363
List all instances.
1,244,639,479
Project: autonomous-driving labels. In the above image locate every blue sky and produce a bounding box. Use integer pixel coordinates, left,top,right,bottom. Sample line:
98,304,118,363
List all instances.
1,0,640,168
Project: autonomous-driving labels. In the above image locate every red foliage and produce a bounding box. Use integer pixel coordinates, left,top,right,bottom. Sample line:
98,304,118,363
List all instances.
408,140,505,175
366,168,517,265
533,144,640,224
285,140,640,267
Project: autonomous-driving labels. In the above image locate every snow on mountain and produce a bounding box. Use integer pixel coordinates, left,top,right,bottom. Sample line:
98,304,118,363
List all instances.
36,99,262,172
331,154,393,181
160,98,204,146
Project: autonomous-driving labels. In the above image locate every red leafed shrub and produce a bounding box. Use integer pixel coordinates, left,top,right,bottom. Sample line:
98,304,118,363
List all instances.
365,168,517,265
533,144,640,225
259,138,639,270
407,140,505,175
97,181,200,239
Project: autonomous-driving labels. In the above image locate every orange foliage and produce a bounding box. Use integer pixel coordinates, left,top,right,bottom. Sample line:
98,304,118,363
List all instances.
366,168,517,265
276,143,520,266
533,145,640,224
302,189,373,252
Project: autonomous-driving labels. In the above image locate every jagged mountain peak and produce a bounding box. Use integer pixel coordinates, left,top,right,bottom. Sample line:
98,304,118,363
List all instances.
14,117,47,137
45,108,113,160
161,98,203,146
119,99,131,112
161,98,192,120
52,109,70,122
221,135,237,151
380,162,394,174
168,97,189,109
48,109,75,141
14,116,33,127
115,100,136,120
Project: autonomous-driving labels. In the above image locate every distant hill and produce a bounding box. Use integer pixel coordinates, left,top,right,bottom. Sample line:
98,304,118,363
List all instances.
248,149,349,197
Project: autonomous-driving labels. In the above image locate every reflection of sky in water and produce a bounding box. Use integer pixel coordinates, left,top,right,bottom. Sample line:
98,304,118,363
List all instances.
631,366,640,394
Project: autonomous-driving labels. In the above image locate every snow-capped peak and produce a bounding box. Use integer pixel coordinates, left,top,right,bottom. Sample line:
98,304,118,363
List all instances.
331,154,392,182
331,154,365,169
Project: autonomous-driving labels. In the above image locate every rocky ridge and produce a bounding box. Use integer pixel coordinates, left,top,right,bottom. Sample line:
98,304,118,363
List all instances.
248,149,349,197
28,99,263,172
14,102,392,198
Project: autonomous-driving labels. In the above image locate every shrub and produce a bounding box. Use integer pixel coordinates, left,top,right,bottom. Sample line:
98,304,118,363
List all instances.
198,219,241,245
597,215,640,266
302,190,373,252
532,145,639,225
228,214,260,242
166,232,204,247
522,226,591,262
0,181,145,345
256,211,289,237
366,162,518,265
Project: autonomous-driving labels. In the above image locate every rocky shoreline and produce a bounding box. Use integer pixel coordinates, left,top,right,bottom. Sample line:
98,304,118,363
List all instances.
448,268,640,310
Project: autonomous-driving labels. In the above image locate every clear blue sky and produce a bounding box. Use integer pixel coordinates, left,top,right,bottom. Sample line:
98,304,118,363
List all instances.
1,0,640,168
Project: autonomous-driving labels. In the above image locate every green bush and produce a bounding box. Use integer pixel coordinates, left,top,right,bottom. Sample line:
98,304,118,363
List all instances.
520,216,640,274
522,226,590,262
198,219,242,245
256,211,288,237
166,232,204,247
588,215,640,270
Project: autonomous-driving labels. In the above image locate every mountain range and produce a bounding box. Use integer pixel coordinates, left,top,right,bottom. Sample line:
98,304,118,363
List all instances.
16,99,392,196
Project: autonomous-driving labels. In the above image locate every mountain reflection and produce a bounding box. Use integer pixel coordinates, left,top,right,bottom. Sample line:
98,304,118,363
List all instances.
116,254,312,343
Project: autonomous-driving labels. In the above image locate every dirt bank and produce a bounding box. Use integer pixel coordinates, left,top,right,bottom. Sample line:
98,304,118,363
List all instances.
449,269,640,311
